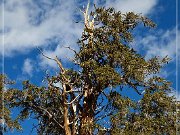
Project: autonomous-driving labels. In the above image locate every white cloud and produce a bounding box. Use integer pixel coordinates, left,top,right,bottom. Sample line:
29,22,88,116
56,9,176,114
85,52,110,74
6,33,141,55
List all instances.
104,0,158,15
0,0,158,56
134,28,178,60
0,0,159,68
0,0,82,56
22,58,33,76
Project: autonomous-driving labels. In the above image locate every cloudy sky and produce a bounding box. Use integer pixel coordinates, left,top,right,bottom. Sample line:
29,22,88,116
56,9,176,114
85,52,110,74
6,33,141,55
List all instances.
0,0,179,134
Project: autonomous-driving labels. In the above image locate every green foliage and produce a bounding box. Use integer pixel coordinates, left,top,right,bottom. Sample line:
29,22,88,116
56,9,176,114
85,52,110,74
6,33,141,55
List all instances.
0,74,22,133
109,77,176,135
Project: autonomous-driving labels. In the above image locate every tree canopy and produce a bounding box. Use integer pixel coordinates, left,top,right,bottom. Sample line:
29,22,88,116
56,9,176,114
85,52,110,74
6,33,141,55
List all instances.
0,4,179,135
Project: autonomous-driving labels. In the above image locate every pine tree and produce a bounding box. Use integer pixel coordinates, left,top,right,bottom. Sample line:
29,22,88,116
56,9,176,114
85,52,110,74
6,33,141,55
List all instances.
0,4,178,135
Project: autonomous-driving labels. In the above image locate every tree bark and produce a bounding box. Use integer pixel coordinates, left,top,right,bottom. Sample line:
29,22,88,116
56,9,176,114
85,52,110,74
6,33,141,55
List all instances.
80,92,97,135
64,104,71,135
63,84,71,135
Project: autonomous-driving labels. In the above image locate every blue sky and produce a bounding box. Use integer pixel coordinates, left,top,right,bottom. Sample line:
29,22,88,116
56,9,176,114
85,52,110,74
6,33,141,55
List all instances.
0,0,179,134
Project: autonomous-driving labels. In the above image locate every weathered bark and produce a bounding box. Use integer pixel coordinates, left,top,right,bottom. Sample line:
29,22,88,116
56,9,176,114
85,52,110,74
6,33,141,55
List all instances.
72,122,76,135
64,105,71,135
70,93,77,135
80,92,97,135
63,103,71,135
62,82,71,135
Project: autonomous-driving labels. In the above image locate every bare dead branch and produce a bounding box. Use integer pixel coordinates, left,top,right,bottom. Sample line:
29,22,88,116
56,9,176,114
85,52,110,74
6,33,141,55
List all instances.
80,1,95,34
54,56,65,73
63,46,78,55
64,94,82,105
37,47,55,61
37,47,67,76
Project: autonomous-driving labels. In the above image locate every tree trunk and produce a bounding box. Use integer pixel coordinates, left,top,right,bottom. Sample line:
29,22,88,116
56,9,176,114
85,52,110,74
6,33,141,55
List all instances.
64,104,71,135
80,93,97,135
63,84,71,135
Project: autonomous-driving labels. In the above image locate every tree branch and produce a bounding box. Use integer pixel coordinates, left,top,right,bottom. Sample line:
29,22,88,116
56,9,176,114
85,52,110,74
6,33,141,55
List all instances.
23,101,64,129
64,94,82,105
37,47,66,74
37,47,55,61
63,46,78,55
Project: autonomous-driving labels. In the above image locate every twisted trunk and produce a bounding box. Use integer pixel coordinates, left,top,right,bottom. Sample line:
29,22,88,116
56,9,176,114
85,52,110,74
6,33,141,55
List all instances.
63,84,71,135
80,92,97,135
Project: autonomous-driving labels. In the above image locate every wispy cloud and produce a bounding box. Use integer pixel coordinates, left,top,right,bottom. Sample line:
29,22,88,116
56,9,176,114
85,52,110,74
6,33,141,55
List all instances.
22,58,33,76
133,28,178,60
104,0,158,15
0,0,160,69
0,0,82,56
0,0,158,55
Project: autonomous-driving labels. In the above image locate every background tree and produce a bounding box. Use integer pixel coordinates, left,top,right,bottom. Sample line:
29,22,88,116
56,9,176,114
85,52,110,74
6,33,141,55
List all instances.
0,3,178,135
0,74,21,134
